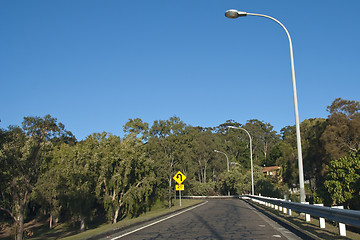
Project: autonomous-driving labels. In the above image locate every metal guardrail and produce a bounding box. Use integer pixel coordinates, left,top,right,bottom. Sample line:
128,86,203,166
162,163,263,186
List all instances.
182,195,239,199
243,195,360,228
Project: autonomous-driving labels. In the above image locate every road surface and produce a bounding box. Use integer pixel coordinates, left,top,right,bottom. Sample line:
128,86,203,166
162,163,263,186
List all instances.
101,199,302,240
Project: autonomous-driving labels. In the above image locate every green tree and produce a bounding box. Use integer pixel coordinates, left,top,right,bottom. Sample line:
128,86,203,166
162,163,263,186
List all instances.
321,98,360,161
299,118,327,196
255,179,284,198
95,133,156,224
123,118,149,141
324,152,360,209
43,139,97,232
148,116,187,208
219,167,243,195
222,123,250,169
0,115,73,239
65,141,97,231
270,133,298,188
186,127,217,184
231,165,265,195
244,119,280,166
32,162,62,229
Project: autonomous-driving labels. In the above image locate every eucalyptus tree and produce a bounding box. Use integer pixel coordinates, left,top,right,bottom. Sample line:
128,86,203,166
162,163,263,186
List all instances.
214,120,247,166
321,98,360,161
223,123,252,169
244,119,280,166
298,118,327,194
123,118,149,141
0,115,74,240
33,160,62,229
279,98,360,199
271,127,298,188
186,127,218,184
276,118,326,188
64,139,98,231
147,116,187,208
95,132,156,224
36,136,97,232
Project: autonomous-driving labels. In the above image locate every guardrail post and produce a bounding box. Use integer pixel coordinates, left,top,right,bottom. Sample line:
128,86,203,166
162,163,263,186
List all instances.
283,195,288,214
314,203,325,228
332,206,346,236
283,205,287,214
302,202,311,222
288,200,292,216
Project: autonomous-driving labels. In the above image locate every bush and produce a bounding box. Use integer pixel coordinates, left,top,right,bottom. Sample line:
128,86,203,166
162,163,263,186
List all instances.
185,180,218,196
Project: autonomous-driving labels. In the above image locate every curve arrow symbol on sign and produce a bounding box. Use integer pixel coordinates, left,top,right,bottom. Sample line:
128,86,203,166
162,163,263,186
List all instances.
173,171,186,184
176,174,182,182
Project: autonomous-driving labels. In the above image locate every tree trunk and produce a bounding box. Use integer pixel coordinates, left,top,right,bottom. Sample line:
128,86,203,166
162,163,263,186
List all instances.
49,214,53,229
204,165,207,183
111,188,118,224
113,206,120,224
168,178,172,208
113,193,125,224
264,142,268,160
80,215,85,232
15,208,24,240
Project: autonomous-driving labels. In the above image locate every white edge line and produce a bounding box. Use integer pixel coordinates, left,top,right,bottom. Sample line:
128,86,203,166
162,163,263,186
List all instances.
111,201,208,239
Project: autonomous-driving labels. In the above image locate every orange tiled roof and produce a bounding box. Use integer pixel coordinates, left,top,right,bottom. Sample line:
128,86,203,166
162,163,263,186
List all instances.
262,166,281,172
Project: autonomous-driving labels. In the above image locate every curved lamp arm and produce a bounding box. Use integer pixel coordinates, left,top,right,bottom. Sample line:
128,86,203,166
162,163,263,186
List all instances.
214,150,230,172
225,10,305,202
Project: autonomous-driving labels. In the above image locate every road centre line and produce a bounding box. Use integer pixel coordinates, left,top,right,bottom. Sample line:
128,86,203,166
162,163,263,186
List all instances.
111,201,208,239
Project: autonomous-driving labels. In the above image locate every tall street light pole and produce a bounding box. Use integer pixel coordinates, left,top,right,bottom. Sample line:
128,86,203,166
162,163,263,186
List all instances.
225,9,305,202
214,150,230,196
228,126,254,195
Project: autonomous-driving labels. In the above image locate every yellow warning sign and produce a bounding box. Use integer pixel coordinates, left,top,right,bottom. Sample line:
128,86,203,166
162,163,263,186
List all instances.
176,184,184,191
173,171,186,184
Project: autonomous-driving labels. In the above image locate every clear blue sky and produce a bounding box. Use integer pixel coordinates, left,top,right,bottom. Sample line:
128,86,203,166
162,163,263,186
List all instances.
1,1,359,140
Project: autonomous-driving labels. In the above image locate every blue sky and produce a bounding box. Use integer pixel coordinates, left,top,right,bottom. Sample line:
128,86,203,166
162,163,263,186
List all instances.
1,1,359,140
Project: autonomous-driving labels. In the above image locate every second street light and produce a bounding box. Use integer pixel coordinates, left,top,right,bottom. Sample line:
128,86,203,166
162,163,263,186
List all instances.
225,9,305,202
228,126,254,195
214,150,230,196
214,150,229,173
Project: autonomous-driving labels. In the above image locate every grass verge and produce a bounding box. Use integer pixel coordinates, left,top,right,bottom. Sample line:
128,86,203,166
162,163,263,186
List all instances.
19,199,203,240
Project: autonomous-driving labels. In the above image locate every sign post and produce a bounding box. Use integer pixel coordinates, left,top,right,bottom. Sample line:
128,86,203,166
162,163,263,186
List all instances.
173,171,186,207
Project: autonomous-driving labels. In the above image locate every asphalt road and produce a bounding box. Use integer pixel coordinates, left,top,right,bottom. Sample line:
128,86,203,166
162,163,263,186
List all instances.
101,199,302,240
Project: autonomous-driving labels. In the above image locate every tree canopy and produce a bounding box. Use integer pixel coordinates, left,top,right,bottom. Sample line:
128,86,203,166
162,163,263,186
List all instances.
1,98,360,238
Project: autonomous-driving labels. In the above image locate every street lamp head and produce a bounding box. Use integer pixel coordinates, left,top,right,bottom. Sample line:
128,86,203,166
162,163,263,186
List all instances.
214,150,219,153
225,9,247,19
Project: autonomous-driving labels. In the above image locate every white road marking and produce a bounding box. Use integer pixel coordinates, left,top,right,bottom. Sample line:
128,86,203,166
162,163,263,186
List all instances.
110,201,208,239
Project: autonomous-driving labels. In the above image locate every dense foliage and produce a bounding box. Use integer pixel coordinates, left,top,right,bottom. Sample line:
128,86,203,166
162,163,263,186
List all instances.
1,98,360,239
